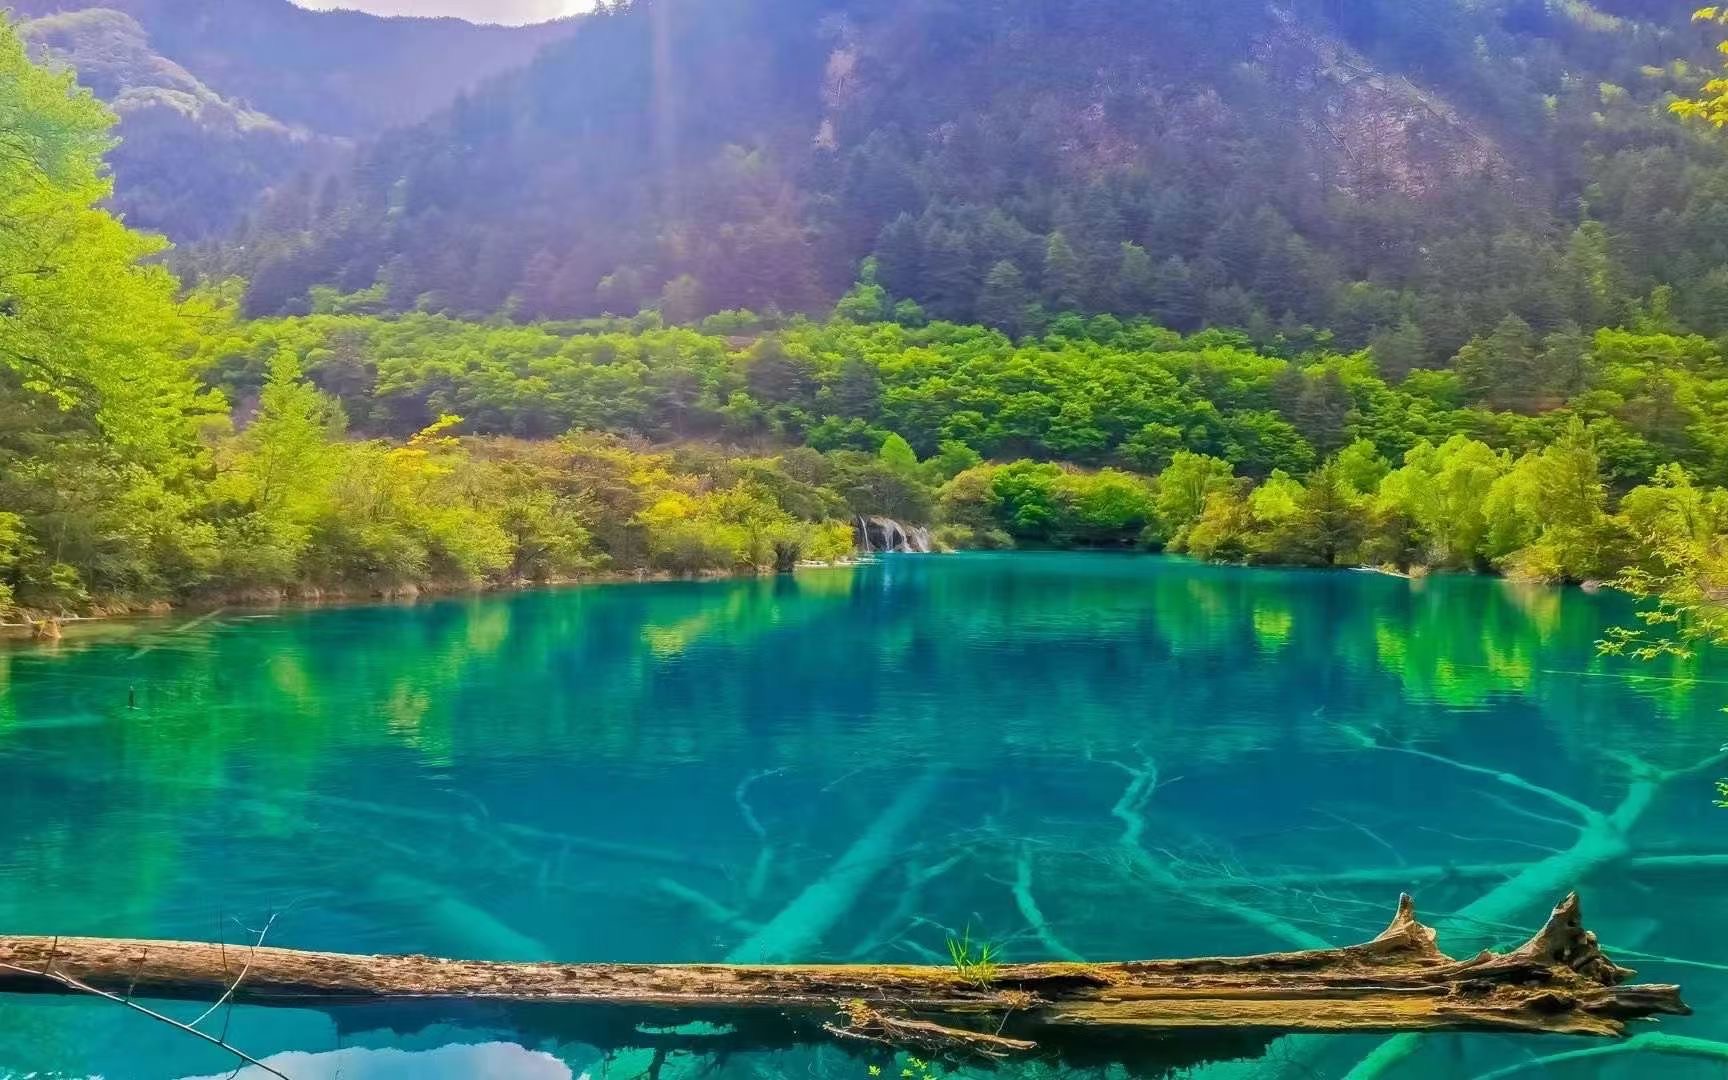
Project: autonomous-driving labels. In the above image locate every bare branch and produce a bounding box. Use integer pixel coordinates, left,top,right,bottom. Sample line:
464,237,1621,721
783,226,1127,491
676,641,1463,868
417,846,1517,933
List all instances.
0,961,291,1080
1338,724,1602,825
189,910,282,1030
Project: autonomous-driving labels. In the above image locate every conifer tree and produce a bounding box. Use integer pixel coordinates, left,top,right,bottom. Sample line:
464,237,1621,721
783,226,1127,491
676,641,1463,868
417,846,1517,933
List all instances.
1041,231,1084,313
977,259,1030,336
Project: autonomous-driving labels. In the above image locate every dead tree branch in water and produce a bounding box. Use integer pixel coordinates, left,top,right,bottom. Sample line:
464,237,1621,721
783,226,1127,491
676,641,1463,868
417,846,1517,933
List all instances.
0,894,1689,1073
0,918,293,1080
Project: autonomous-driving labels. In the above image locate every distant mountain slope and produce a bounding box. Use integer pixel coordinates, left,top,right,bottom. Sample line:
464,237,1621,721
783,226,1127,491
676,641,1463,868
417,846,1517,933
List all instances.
10,0,579,133
219,0,1728,363
18,7,338,238
10,0,579,237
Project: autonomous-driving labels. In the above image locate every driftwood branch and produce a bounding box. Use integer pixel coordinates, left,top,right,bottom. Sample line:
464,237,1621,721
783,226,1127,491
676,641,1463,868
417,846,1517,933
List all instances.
0,927,292,1080
0,894,1686,1072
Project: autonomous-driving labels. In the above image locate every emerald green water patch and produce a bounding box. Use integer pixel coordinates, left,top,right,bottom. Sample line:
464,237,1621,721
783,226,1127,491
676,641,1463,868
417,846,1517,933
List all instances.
0,554,1724,1078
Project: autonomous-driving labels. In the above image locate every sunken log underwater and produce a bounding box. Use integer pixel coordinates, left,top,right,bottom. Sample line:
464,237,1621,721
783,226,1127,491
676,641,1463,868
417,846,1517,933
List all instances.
0,895,1688,1073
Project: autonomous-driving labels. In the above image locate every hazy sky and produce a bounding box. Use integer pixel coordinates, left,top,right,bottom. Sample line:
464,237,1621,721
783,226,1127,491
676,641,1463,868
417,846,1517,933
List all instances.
291,0,595,24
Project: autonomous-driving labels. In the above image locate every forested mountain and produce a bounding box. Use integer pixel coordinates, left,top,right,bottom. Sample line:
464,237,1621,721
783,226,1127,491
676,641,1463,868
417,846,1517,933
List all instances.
10,0,577,236
221,0,1728,367
8,4,1728,617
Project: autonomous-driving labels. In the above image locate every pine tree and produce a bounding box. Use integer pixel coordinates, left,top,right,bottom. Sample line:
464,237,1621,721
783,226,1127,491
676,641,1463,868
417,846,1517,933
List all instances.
920,224,979,321
878,432,920,475
1299,459,1369,567
1453,314,1541,412
1042,231,1084,313
1292,370,1353,457
1254,232,1323,319
874,213,924,300
1562,220,1615,329
1153,256,1202,332
829,357,882,418
1682,266,1728,337
744,339,817,408
1115,242,1157,316
976,259,1030,336
1074,182,1126,307
1368,318,1428,382
976,209,1040,272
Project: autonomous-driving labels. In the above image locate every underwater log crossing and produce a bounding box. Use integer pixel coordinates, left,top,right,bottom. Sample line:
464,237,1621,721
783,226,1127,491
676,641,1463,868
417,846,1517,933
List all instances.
0,895,1689,1067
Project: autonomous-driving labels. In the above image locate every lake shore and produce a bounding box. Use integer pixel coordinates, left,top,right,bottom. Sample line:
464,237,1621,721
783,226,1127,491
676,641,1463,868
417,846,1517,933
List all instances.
0,551,1606,645
0,560,867,644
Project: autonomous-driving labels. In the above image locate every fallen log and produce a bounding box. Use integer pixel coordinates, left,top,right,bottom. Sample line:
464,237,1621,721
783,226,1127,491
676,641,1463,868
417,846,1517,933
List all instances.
0,894,1688,1073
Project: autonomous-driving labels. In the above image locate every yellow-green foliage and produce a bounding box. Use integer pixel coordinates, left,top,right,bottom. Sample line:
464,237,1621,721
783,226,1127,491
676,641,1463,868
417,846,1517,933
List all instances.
1674,7,1728,126
0,20,224,612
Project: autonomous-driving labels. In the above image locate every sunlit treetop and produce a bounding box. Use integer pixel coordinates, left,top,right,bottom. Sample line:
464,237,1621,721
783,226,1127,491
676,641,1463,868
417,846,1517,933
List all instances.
1673,6,1728,125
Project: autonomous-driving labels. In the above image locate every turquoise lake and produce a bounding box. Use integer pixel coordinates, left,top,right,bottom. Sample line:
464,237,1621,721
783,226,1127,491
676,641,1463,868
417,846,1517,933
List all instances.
0,552,1724,1078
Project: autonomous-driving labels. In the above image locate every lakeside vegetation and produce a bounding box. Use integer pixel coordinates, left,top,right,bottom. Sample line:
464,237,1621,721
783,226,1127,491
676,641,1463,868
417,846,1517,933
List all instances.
6,14,1728,624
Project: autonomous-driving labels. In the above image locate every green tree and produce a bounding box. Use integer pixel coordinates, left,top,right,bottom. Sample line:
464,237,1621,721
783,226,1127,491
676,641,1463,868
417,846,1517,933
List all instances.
924,440,982,483
0,20,222,607
1056,469,1157,545
1115,242,1158,316
1483,421,1615,582
1122,423,1185,474
976,260,1030,336
1041,231,1084,312
1374,436,1507,569
209,352,342,585
834,279,893,323
1297,459,1371,566
1153,452,1237,548
1181,487,1254,561
989,460,1068,540
658,274,705,325
1152,256,1202,332
1368,318,1427,383
878,432,920,475
1453,314,1543,413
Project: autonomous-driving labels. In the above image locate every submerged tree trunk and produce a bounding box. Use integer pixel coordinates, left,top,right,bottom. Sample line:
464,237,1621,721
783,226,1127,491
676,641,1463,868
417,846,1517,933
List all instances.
0,895,1687,1072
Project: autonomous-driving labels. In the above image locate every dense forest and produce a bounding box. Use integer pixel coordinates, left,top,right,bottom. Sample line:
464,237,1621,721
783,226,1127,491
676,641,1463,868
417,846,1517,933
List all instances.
199,0,1728,361
6,1,1728,623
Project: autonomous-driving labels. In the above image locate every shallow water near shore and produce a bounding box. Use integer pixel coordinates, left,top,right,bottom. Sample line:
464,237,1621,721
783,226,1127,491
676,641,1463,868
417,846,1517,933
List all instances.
0,552,1724,1079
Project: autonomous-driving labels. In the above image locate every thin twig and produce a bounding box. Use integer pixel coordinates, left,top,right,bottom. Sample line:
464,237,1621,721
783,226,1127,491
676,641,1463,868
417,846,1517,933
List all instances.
190,910,282,1029
0,961,291,1080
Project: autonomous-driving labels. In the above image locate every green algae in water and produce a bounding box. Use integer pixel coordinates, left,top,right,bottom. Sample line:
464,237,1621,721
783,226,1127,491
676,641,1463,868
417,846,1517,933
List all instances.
0,552,1725,1078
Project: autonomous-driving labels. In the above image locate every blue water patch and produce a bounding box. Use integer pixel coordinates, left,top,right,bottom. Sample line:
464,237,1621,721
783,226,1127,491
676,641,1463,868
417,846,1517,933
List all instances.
0,553,1723,1078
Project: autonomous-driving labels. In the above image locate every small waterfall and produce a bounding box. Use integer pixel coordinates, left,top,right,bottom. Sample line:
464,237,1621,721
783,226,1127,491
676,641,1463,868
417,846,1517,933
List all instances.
854,516,934,554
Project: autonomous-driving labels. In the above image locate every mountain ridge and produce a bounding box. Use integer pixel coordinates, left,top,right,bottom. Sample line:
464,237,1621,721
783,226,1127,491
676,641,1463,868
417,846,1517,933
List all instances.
222,0,1728,364
9,0,580,134
8,0,580,236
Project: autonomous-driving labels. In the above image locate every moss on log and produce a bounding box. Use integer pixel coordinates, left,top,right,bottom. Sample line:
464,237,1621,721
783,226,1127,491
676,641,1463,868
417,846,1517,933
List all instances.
0,895,1688,1072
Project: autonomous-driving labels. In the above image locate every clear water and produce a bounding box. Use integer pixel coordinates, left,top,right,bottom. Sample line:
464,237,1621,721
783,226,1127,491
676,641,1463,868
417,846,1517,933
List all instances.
0,553,1724,1079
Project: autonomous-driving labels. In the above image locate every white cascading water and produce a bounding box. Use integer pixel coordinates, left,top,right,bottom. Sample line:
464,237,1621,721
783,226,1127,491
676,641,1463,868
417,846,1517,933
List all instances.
854,516,933,554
